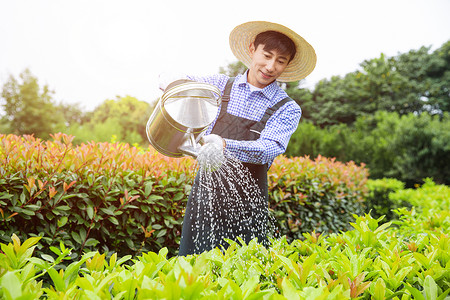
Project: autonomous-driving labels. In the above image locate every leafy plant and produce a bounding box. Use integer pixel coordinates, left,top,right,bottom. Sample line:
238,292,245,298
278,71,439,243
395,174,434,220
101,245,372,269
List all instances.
365,178,407,220
1,209,449,299
0,133,368,259
269,154,368,241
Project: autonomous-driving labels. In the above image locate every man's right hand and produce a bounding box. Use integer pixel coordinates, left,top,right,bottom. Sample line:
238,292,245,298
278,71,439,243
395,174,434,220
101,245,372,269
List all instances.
200,134,225,150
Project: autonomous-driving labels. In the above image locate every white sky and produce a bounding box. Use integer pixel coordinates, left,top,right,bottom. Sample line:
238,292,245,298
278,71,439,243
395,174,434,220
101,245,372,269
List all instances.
1,0,449,111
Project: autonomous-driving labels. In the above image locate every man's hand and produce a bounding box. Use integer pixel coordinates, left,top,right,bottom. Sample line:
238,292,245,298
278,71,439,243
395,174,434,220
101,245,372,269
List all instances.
200,134,226,150
197,134,226,171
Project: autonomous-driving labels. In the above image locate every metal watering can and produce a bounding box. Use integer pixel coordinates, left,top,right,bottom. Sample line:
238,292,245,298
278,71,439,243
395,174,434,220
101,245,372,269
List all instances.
146,80,222,158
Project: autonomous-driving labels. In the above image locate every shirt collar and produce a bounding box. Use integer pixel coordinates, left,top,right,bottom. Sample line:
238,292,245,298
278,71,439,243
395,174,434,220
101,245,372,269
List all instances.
236,71,280,103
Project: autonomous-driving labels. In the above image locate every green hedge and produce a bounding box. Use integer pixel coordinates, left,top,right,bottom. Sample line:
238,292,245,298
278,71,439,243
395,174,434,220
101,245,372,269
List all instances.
0,133,368,259
1,211,449,299
268,155,367,240
286,111,450,186
364,178,408,221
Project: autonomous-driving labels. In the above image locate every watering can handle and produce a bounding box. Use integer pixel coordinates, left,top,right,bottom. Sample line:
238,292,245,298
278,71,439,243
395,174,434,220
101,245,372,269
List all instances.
163,81,222,103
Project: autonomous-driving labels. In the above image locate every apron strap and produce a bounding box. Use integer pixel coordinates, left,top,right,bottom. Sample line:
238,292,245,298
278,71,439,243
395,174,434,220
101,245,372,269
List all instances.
222,77,235,102
259,96,293,125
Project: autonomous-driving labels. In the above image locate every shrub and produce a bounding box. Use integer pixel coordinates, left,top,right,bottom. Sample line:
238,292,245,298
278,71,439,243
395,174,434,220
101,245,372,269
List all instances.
1,212,449,299
0,133,196,259
365,178,408,221
0,133,368,259
269,155,368,241
390,178,450,213
390,178,450,237
286,111,450,186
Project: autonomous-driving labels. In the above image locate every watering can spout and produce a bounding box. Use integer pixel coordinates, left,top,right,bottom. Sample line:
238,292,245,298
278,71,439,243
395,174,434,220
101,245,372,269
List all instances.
177,131,202,158
178,145,199,158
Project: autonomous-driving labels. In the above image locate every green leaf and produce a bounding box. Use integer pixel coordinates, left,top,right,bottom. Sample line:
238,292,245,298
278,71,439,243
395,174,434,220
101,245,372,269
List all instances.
41,254,55,263
281,277,300,300
56,205,71,211
372,278,385,300
109,253,117,269
156,229,167,238
24,204,40,211
403,283,425,300
0,271,22,299
109,216,119,225
84,238,100,247
241,275,259,299
71,231,82,244
173,192,184,201
423,276,437,300
57,216,68,227
414,252,431,269
49,246,61,256
437,287,450,300
48,268,66,292
116,255,132,267
100,207,115,216
0,193,14,200
148,195,163,201
144,182,153,197
86,206,94,219
13,207,35,216
18,236,41,257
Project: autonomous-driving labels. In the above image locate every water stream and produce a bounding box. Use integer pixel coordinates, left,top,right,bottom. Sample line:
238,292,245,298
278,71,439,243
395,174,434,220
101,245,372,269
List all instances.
189,144,279,252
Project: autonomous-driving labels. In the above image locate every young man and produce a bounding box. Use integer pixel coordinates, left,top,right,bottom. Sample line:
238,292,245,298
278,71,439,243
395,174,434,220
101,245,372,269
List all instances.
173,21,316,255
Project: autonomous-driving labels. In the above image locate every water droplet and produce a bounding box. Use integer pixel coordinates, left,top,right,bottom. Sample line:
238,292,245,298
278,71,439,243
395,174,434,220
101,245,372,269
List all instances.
188,147,280,253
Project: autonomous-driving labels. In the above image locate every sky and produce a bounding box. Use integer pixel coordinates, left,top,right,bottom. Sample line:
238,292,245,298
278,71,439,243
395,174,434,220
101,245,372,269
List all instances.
0,0,449,112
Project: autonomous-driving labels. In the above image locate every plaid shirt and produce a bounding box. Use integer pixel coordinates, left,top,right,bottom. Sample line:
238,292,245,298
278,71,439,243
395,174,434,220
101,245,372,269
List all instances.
187,72,302,167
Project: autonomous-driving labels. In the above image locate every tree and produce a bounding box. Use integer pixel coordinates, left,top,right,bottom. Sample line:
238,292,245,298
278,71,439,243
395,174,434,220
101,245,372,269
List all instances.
219,61,247,77
297,69,381,127
283,81,314,120
57,102,89,129
395,41,450,114
66,95,152,145
1,69,64,138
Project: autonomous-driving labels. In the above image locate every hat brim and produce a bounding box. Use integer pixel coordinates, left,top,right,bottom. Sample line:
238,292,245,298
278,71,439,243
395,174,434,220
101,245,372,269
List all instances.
229,21,317,82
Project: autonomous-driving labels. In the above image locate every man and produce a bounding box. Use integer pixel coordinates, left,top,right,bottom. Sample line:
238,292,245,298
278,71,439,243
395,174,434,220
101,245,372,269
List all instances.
168,21,316,255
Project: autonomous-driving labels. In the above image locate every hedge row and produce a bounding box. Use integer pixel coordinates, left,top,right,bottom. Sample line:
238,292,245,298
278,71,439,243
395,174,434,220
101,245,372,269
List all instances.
1,209,449,299
0,133,368,258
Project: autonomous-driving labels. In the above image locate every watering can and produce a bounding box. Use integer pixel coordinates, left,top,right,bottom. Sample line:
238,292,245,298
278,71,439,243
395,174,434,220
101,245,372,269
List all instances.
146,80,222,158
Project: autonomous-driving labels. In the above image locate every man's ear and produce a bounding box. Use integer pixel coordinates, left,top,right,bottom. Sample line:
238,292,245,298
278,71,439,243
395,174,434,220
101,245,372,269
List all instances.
249,43,256,57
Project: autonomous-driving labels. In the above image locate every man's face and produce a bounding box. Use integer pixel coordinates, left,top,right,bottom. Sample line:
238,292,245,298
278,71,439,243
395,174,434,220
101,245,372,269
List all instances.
247,43,291,88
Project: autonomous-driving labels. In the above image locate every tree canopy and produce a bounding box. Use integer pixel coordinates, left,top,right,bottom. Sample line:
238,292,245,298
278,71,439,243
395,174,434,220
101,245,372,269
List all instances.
1,69,64,138
289,40,450,126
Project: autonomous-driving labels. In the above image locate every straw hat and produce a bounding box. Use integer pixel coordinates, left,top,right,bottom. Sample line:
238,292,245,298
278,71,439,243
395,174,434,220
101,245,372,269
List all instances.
229,21,317,82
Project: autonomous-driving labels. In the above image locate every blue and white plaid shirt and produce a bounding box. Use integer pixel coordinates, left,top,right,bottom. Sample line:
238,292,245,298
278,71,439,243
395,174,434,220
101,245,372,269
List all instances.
187,72,302,167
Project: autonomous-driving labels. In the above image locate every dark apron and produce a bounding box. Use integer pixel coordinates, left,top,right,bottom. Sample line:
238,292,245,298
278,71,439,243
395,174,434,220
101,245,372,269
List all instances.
178,78,293,255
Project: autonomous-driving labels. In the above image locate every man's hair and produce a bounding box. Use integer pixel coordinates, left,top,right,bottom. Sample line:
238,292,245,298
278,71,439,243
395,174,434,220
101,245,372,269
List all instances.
254,30,297,63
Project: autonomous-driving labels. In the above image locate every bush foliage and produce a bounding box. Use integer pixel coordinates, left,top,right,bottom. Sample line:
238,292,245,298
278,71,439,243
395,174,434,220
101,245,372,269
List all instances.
1,134,449,299
1,210,449,299
364,178,407,221
286,111,450,186
0,133,368,259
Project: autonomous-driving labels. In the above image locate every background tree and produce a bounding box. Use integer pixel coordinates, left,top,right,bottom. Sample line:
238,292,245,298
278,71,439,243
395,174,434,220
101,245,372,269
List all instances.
394,41,450,114
57,102,89,129
66,95,152,145
286,111,450,186
296,41,449,127
219,61,247,77
1,69,65,138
